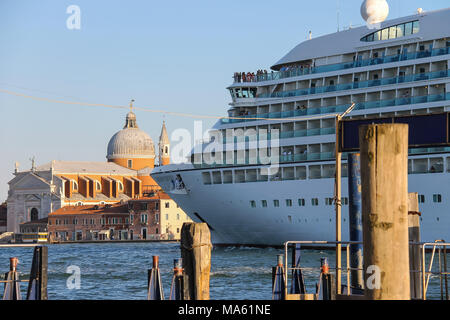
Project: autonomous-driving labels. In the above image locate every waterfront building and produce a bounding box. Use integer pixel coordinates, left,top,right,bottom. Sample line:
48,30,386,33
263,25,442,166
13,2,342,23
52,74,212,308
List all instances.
47,190,192,241
128,191,192,240
6,110,179,234
48,203,130,241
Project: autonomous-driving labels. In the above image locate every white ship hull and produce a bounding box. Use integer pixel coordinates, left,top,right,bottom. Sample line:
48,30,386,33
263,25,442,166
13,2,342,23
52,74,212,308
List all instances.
152,166,449,246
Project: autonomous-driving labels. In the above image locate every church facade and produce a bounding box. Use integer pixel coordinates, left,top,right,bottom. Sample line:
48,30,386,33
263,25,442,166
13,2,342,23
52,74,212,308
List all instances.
6,109,173,234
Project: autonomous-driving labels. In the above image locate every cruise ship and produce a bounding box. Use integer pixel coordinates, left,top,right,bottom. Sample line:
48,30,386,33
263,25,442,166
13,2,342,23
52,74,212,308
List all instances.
151,6,450,246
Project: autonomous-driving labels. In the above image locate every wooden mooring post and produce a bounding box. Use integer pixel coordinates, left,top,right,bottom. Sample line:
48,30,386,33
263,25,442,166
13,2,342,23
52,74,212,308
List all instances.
180,222,212,300
26,246,48,300
359,124,410,300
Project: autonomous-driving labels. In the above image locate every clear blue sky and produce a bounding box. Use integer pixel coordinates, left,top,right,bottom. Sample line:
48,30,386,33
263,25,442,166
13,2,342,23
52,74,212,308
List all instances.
0,0,448,200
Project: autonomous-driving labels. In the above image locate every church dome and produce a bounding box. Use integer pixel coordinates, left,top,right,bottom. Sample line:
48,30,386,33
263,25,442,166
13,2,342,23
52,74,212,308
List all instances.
107,111,155,160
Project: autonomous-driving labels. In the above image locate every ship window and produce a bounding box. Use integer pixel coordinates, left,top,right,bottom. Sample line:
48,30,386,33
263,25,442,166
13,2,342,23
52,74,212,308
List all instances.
273,200,280,207
325,198,334,206
412,21,420,34
381,28,389,40
361,20,419,42
250,200,256,208
342,197,349,205
311,198,319,206
389,26,397,39
373,30,381,41
286,199,292,207
298,198,305,206
261,200,267,208
396,24,405,38
405,22,413,36
202,172,212,185
433,194,442,203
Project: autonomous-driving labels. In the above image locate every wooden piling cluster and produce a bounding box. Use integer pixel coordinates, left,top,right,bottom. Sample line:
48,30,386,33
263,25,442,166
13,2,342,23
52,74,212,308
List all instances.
1,246,48,300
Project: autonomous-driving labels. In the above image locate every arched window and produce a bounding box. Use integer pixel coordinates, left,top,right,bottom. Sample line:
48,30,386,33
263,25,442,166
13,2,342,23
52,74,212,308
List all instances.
30,208,39,221
95,180,102,191
72,180,78,191
118,181,124,192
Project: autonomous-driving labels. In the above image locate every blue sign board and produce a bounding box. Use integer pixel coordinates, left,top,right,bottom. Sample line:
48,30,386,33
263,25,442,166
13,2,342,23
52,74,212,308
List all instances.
339,112,449,152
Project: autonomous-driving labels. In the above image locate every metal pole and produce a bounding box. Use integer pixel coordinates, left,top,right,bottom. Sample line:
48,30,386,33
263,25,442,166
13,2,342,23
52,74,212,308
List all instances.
335,115,342,295
348,153,364,290
334,103,355,297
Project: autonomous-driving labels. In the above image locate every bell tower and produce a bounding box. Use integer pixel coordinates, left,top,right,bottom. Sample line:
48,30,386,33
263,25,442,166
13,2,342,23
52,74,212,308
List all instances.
158,121,170,166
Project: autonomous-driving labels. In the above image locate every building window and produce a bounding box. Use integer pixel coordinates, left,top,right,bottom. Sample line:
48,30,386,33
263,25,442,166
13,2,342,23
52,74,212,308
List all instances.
176,214,180,220
127,159,133,168
418,195,425,203
177,228,180,233
141,214,148,223
30,208,39,221
286,199,293,207
261,200,267,208
140,203,148,211
325,198,334,206
165,214,169,220
165,202,170,208
273,200,280,207
155,214,159,221
250,200,256,208
96,181,102,191
72,180,78,191
118,181,124,192
298,199,305,206
311,198,319,206
341,197,349,205
433,194,442,203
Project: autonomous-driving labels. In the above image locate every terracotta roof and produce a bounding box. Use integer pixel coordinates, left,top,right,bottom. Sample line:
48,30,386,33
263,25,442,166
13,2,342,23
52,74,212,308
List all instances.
35,161,137,175
50,203,129,216
129,191,172,201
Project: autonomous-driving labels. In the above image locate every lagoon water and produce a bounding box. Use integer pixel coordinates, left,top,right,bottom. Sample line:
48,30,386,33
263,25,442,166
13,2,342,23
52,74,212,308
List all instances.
0,242,446,300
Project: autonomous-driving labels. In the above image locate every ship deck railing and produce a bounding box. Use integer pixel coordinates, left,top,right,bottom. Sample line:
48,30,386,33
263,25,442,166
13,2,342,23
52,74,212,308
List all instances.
191,147,450,170
221,93,450,125
282,240,450,300
233,46,450,84
257,69,450,99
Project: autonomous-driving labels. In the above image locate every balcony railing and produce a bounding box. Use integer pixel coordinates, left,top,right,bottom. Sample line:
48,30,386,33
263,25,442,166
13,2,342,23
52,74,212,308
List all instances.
233,47,450,84
221,93,450,125
192,147,450,169
257,70,450,99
